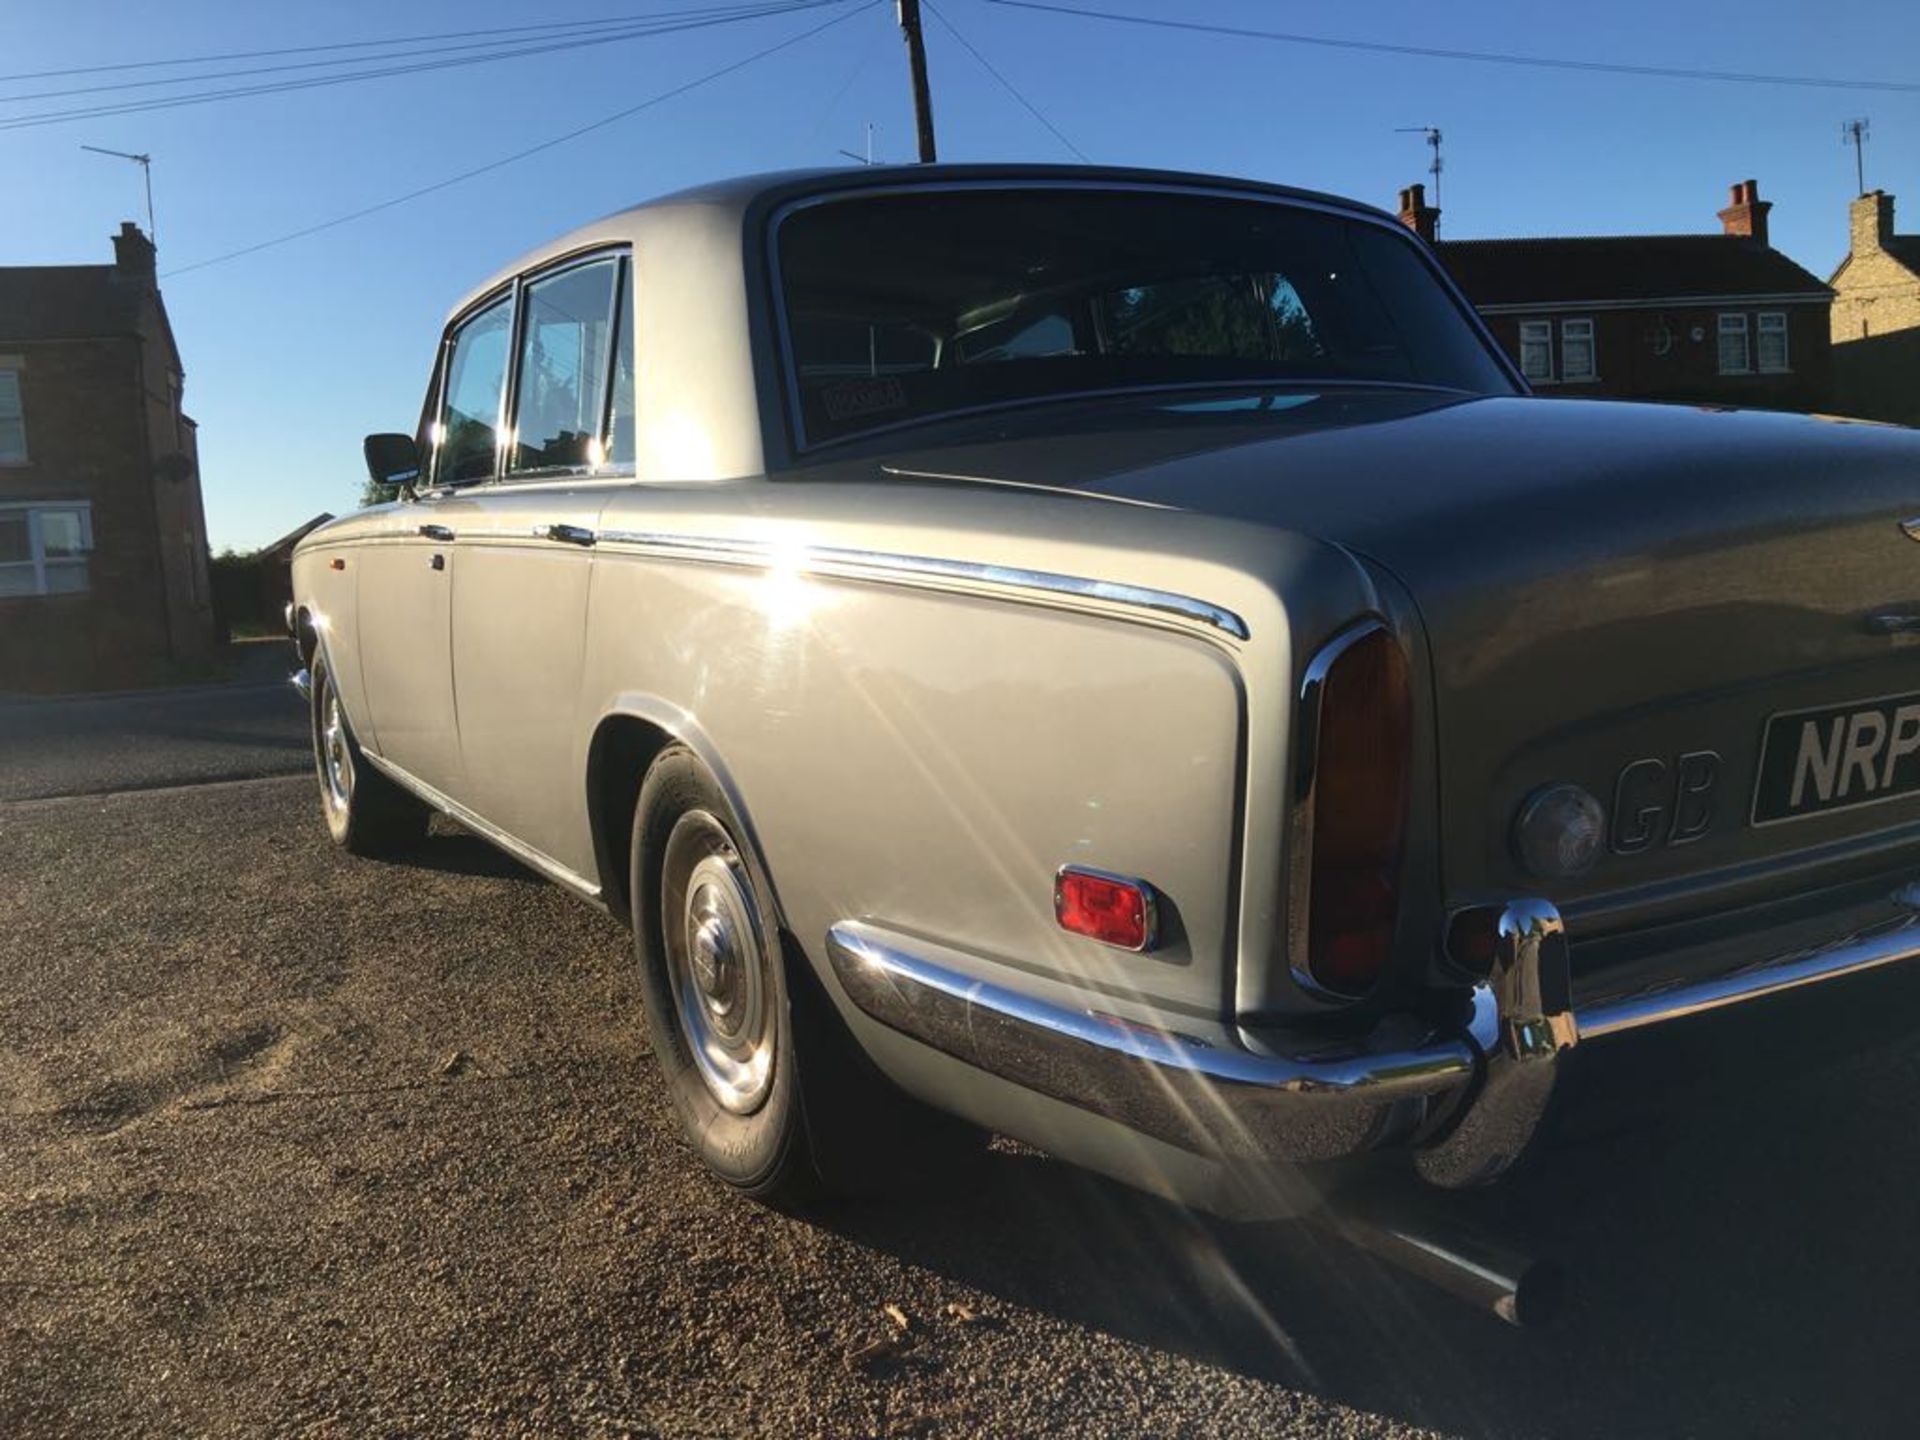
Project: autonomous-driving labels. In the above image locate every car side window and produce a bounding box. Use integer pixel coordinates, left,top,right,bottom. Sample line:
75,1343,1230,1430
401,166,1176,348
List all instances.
435,294,513,484
509,258,620,474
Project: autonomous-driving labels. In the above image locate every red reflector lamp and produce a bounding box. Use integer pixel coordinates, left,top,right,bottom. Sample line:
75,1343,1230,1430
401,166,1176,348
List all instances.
1055,867,1157,952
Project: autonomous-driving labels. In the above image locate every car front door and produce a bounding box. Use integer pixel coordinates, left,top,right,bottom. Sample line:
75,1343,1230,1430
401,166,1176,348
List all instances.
450,252,632,875
356,289,513,799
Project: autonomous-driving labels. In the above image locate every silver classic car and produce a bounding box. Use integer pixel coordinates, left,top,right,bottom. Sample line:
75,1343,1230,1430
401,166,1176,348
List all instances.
291,165,1920,1301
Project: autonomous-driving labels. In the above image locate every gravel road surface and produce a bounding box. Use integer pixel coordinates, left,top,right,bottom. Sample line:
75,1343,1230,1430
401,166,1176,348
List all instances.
4,755,1920,1434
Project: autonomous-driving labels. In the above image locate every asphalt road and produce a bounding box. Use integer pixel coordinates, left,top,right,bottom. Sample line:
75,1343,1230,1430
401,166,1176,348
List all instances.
0,645,309,802
5,702,1920,1436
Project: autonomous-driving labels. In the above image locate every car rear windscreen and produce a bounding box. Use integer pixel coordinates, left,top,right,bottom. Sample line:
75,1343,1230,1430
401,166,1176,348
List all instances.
775,186,1518,445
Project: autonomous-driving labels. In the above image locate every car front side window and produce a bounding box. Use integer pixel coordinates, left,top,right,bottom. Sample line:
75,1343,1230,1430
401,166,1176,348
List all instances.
434,294,513,485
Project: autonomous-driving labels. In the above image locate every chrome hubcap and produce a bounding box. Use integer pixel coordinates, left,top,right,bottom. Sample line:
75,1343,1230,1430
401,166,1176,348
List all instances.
320,689,353,813
666,819,774,1114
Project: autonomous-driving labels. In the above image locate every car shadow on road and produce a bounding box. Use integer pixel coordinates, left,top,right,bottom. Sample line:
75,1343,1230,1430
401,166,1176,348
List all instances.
368,822,553,886
816,1003,1920,1439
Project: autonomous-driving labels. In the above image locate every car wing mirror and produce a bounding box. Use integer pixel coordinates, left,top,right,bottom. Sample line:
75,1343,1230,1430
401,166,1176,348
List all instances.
363,432,422,490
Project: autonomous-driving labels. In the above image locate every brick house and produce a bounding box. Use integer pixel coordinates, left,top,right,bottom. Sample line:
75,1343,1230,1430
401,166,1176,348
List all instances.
0,222,215,690
1398,180,1833,412
1829,189,1920,426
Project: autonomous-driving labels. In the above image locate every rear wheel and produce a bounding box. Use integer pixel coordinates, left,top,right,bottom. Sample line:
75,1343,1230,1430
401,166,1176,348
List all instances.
631,748,812,1202
630,745,982,1207
309,648,431,855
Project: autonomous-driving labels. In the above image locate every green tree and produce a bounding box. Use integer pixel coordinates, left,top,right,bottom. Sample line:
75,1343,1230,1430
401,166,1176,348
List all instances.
359,476,400,508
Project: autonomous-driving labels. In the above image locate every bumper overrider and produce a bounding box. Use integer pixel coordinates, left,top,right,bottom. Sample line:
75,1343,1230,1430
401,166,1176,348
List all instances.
286,602,314,702
825,889,1920,1185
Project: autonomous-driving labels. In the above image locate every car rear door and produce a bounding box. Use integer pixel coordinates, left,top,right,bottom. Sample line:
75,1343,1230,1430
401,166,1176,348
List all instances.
449,251,632,876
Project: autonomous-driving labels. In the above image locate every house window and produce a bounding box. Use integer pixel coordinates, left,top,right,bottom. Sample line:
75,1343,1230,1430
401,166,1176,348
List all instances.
1757,312,1790,373
0,368,26,464
0,503,92,598
1717,313,1751,374
1518,321,1554,382
1560,319,1597,382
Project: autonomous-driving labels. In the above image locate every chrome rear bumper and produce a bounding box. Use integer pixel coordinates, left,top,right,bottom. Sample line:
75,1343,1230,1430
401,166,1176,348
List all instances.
826,887,1920,1185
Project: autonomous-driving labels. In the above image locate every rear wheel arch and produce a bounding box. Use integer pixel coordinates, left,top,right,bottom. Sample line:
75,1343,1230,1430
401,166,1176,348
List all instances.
586,704,786,933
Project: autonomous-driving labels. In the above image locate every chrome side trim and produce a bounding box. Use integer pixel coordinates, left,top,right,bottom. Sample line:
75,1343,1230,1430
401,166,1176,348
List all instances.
1284,618,1390,999
1577,903,1920,1041
358,751,604,904
290,668,313,702
825,919,1483,1163
594,530,1250,641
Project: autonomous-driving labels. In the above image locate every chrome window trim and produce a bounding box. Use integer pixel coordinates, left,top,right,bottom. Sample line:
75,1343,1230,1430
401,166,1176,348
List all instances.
763,177,1525,457
1285,618,1391,1002
593,528,1250,641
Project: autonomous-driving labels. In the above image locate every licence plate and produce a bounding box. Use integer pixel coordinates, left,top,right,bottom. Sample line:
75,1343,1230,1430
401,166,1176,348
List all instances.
1752,691,1920,825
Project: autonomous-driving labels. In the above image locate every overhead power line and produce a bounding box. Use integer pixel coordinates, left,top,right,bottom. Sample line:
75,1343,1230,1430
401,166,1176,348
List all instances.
985,0,1920,95
0,2,827,105
0,2,850,132
164,1,881,279
922,0,1087,161
0,1,822,84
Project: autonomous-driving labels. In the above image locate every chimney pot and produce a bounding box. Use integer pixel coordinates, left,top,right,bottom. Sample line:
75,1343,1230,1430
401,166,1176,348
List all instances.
1850,189,1895,256
1396,181,1439,243
1717,178,1770,246
111,220,156,283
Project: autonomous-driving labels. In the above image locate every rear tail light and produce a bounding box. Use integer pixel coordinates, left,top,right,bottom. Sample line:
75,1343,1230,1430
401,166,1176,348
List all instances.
1293,625,1412,997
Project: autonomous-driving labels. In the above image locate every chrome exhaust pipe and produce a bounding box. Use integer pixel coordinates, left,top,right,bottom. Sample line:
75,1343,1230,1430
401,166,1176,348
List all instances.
1314,1198,1564,1327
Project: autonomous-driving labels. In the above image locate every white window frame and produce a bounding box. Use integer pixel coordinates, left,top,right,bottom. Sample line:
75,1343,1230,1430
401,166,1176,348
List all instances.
0,501,93,598
1518,320,1554,383
0,367,26,465
1559,318,1597,382
1756,312,1790,373
1717,313,1751,375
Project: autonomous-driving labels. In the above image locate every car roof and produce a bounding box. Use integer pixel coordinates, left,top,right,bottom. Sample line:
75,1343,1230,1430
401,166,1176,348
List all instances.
447,163,1398,325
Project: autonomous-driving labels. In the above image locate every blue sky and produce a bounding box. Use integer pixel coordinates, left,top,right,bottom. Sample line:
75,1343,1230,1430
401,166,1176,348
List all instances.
4,0,1917,551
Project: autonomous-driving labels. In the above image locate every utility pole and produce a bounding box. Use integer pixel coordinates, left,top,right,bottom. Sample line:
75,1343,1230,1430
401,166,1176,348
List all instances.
81,144,155,245
1396,126,1443,232
1842,118,1870,195
897,0,937,163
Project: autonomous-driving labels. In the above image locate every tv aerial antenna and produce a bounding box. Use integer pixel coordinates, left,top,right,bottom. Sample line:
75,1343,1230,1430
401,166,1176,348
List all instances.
1842,118,1871,196
1396,125,1443,232
81,145,155,245
838,121,878,165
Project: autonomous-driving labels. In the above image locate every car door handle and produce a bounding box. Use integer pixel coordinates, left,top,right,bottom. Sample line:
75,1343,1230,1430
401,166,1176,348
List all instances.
544,523,596,547
418,523,455,542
